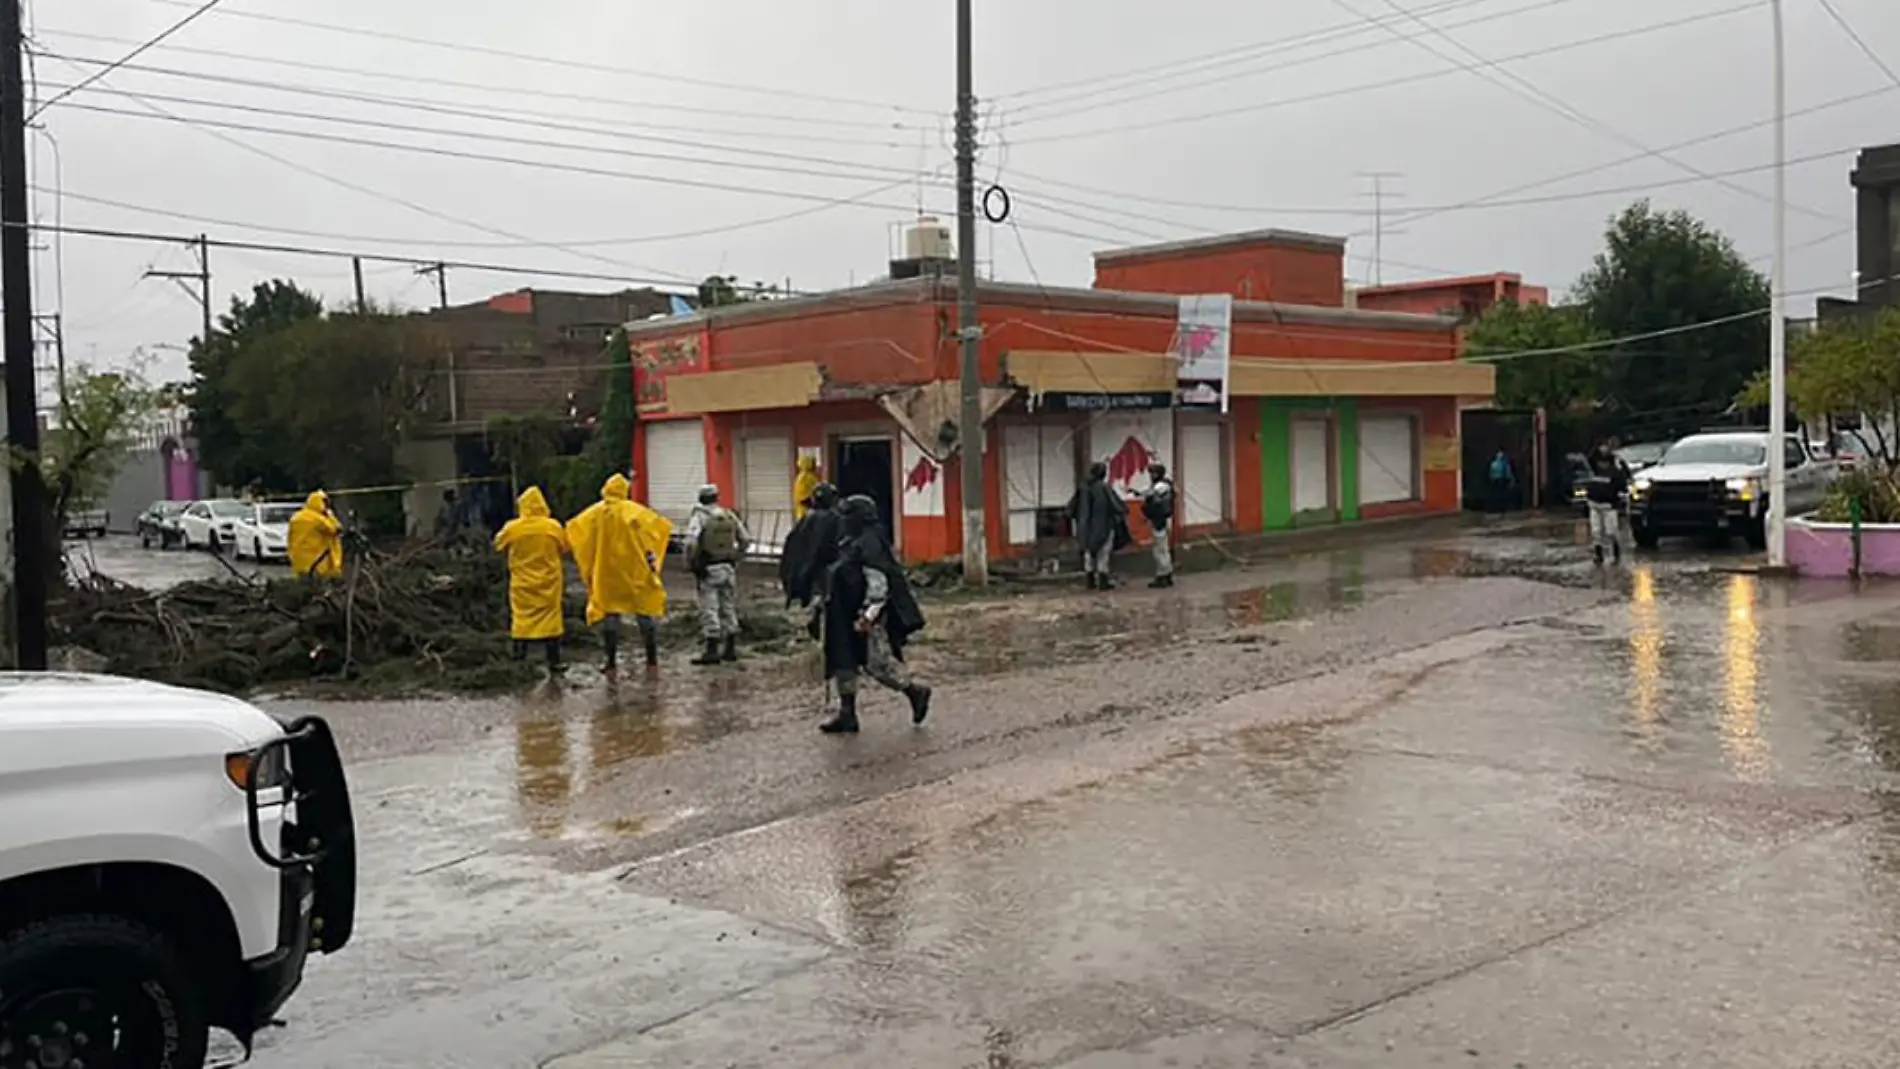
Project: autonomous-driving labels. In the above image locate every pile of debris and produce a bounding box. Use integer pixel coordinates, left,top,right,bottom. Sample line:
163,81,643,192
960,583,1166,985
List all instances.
50,544,552,694
49,542,806,695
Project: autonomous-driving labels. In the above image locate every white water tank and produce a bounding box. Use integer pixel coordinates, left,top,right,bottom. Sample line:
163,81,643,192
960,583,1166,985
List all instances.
905,217,953,261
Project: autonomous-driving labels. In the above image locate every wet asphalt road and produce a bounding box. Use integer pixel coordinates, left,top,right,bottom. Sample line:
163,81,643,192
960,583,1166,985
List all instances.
90,524,1900,1067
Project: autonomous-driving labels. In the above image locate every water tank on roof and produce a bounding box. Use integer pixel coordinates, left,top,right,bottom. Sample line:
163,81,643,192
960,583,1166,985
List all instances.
905,217,953,261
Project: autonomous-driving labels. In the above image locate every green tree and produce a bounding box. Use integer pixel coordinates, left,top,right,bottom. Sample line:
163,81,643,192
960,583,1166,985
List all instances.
7,365,160,574
1574,201,1769,422
546,328,636,515
1462,299,1607,412
188,280,324,490
1738,305,1900,467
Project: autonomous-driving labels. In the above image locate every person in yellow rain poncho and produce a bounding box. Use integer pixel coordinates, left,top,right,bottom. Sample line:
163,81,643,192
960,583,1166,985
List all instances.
792,454,821,521
568,473,673,674
493,486,569,675
287,491,344,579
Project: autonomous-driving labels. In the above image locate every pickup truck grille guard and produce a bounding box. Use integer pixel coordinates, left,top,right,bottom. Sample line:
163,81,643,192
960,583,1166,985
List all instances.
245,716,357,953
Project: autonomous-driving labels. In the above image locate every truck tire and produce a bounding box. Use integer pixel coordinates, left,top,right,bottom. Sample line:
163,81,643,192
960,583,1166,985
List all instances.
1745,521,1768,551
1632,522,1659,550
0,914,209,1069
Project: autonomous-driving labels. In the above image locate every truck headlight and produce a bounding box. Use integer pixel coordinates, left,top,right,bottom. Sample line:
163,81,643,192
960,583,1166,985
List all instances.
1630,479,1650,500
1726,477,1759,501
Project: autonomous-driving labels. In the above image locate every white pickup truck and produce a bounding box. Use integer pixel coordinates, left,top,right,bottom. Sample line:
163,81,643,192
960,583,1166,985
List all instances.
1628,430,1837,549
0,674,355,1068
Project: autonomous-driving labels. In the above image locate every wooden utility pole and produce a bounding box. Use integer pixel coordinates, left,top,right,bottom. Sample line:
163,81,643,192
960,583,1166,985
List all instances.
954,0,987,584
352,256,366,314
1,0,47,669
416,262,456,422
146,234,212,347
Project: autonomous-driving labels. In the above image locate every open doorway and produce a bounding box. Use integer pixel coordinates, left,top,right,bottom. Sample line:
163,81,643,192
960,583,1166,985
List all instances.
833,436,895,536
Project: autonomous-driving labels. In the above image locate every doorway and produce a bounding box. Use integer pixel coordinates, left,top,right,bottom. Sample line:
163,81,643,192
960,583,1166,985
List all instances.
833,436,896,536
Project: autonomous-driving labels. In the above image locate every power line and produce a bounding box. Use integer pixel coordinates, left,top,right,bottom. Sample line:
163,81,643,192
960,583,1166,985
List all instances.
1006,0,1572,117
25,0,224,119
1007,2,1763,143
145,0,937,117
1338,0,1841,224
35,29,930,138
35,78,943,188
1815,0,1900,86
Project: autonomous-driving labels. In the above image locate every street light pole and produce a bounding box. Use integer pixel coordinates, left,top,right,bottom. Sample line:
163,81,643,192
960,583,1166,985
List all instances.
1767,0,1788,568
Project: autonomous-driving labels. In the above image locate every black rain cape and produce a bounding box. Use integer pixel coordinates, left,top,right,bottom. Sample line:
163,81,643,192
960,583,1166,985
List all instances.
779,506,844,607
820,525,926,679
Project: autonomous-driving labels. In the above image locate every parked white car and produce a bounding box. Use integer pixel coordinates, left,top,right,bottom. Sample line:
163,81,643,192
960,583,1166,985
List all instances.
233,501,298,561
177,499,252,553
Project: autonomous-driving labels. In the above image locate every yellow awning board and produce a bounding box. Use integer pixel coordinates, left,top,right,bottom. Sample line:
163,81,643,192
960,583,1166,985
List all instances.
661,361,823,415
1005,349,1495,399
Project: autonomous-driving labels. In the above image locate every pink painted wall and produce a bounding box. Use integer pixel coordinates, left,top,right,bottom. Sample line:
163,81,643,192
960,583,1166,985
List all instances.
163,444,200,501
1787,519,1900,577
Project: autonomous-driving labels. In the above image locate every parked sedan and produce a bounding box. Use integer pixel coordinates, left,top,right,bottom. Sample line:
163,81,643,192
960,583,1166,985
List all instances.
135,500,189,549
177,498,252,553
232,501,298,561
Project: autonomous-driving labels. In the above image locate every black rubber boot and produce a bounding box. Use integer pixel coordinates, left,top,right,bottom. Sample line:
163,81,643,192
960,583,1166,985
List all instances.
820,694,860,734
905,683,933,725
1149,574,1173,589
1611,539,1622,565
1084,573,1099,591
602,619,620,673
643,631,659,668
1592,544,1605,567
692,639,723,666
721,634,738,662
544,639,565,675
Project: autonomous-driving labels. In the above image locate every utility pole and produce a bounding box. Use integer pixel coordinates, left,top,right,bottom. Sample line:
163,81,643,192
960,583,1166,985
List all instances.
1,0,47,669
954,0,987,585
146,234,211,348
416,262,457,423
352,256,366,315
1766,0,1788,568
1357,172,1403,286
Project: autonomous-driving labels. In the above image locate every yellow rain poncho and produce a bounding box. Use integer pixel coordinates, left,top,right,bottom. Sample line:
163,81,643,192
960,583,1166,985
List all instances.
287,491,343,578
567,474,672,625
493,487,568,640
792,454,821,520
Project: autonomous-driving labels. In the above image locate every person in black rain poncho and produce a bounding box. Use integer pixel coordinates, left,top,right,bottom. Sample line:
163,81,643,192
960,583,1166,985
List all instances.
1071,461,1128,590
778,482,844,608
816,494,932,735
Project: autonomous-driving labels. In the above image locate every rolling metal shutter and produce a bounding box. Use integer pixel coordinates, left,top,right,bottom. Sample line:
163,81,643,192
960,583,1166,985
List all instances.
740,431,795,552
644,419,706,528
1359,414,1420,505
1177,421,1224,526
1292,418,1332,514
1088,411,1173,496
1004,423,1078,544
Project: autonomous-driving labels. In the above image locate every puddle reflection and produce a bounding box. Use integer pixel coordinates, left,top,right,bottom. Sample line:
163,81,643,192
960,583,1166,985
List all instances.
1626,566,1663,746
514,712,572,838
1720,574,1771,781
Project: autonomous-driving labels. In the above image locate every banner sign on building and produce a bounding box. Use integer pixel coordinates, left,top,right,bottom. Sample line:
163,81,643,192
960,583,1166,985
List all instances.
1170,294,1232,413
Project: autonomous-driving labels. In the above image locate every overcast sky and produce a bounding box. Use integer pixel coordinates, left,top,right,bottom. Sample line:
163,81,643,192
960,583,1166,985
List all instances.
24,0,1900,386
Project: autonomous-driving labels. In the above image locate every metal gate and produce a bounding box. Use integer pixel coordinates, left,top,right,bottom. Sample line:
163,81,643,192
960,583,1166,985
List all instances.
1460,409,1536,512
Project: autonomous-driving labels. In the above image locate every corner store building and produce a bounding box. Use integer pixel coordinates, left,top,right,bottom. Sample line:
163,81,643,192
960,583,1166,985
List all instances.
621,229,1494,565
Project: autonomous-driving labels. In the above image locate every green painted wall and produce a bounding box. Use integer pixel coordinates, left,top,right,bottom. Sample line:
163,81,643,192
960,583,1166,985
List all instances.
1259,398,1361,529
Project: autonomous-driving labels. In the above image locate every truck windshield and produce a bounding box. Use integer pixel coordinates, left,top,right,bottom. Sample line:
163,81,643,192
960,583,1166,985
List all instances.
1662,439,1765,466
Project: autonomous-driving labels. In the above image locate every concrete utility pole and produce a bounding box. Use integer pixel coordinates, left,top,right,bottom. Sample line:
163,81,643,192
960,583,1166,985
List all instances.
954,0,988,585
1766,0,1789,568
146,234,212,349
1,0,47,669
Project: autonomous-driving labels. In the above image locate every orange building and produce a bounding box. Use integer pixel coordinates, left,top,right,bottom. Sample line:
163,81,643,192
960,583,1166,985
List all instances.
1350,272,1548,320
624,229,1494,566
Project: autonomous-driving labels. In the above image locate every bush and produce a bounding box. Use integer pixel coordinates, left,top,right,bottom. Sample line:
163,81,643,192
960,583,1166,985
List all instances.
1815,469,1900,524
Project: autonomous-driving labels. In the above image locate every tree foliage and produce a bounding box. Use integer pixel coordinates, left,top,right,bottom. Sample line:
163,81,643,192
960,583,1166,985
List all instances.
1573,201,1769,421
188,280,442,507
695,274,782,307
1738,304,1900,467
1462,299,1607,412
36,367,159,524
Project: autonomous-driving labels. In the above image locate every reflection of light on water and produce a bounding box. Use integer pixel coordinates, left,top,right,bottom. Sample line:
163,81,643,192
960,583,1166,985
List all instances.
1627,566,1662,744
1721,574,1771,780
515,716,572,838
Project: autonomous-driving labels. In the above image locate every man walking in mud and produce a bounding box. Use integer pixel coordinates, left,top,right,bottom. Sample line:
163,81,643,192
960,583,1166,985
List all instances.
780,481,843,609
685,484,751,665
817,494,931,735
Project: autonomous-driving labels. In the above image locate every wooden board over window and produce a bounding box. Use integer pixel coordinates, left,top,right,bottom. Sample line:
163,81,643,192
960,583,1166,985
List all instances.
663,362,823,415
1006,350,1175,396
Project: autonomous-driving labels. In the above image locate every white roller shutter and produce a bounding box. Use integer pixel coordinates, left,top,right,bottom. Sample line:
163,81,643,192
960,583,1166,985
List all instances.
1177,421,1224,526
644,419,706,528
1359,414,1419,505
741,431,794,552
1004,422,1078,544
1089,410,1173,496
1292,418,1332,514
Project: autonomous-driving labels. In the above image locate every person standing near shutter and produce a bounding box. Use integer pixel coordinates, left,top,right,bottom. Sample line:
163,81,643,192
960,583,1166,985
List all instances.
685,484,750,665
1139,462,1176,588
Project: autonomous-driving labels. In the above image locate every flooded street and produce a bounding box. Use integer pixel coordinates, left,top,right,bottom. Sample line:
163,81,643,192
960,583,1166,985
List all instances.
150,520,1900,1067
